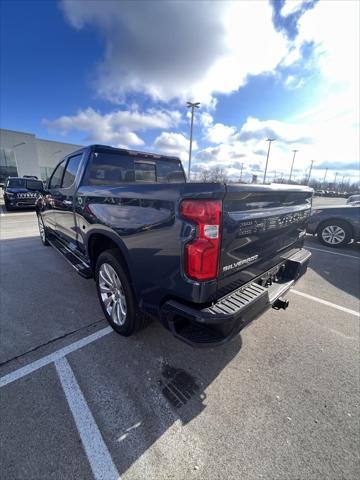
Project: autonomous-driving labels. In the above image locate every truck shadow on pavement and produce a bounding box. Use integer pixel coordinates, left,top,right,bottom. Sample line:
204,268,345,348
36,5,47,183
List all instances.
70,319,243,476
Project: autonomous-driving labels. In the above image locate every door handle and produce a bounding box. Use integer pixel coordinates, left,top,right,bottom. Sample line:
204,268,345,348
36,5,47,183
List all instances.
62,200,73,206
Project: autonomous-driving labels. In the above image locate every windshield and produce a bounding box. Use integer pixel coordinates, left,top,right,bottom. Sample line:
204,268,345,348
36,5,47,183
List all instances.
7,178,43,190
7,179,26,188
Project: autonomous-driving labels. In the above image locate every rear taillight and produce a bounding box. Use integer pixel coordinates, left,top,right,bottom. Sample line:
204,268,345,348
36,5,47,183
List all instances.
180,199,222,281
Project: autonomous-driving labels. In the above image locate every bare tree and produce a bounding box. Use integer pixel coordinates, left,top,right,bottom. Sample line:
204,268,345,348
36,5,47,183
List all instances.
209,166,228,183
199,169,212,182
198,167,228,183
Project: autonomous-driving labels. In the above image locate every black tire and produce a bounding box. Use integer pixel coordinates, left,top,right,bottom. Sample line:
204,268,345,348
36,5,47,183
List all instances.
95,249,148,336
317,220,352,248
37,213,50,246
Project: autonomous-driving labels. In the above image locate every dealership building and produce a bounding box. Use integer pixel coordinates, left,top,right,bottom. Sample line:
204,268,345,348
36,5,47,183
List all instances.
0,128,82,183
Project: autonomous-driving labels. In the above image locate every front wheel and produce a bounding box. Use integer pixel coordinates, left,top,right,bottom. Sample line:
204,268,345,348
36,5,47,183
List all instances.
95,249,147,336
37,213,50,246
4,201,13,211
317,220,351,247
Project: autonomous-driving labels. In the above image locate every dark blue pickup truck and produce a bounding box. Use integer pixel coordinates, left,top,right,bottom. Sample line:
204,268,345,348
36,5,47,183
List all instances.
36,145,312,347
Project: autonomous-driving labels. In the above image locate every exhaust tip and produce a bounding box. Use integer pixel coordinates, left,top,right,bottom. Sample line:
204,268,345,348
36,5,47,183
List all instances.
272,297,289,310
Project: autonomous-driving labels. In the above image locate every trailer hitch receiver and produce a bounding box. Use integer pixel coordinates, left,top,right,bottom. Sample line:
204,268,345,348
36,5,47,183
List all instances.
272,297,289,310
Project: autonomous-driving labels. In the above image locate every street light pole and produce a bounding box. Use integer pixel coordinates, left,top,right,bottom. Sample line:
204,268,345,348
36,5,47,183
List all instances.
186,101,200,181
289,149,298,182
340,175,346,192
239,162,244,182
334,172,339,187
263,138,275,184
323,168,328,185
307,160,315,185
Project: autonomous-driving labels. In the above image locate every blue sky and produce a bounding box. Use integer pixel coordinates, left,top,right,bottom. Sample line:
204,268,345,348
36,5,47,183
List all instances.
1,0,359,183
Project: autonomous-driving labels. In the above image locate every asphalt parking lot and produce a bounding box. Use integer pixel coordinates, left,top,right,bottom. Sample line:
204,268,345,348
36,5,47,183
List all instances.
0,197,359,480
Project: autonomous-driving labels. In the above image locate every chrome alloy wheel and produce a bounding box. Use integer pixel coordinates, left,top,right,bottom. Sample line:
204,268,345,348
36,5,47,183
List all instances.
38,215,46,242
321,225,346,245
99,263,127,326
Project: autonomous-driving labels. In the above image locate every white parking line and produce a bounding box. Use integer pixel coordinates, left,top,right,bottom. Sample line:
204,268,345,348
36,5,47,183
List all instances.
0,212,36,217
55,357,121,480
292,290,360,317
306,245,360,260
0,206,36,216
0,327,112,388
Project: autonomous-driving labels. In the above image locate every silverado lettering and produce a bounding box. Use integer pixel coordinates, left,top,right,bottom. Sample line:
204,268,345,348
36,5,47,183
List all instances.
223,255,259,272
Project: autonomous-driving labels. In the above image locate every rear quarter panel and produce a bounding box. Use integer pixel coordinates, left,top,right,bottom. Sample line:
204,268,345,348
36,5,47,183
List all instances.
75,183,226,317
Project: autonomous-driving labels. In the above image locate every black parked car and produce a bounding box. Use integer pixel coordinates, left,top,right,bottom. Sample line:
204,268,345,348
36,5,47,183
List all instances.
3,177,44,211
307,205,360,247
35,145,312,347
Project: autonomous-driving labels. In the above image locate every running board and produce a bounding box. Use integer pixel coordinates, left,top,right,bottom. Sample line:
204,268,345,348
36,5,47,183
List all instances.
48,237,92,278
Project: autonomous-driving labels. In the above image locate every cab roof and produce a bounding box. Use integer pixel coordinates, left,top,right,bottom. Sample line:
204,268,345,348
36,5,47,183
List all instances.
71,144,181,162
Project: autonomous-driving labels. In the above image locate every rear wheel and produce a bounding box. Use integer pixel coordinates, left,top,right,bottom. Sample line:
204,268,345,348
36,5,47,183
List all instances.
317,220,351,247
95,249,147,336
37,213,50,246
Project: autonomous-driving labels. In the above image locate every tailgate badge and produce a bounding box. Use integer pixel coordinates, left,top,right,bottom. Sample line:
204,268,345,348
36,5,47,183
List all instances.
223,254,259,272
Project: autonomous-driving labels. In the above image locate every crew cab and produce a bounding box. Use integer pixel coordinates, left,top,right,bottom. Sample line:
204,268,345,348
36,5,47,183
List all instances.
4,177,44,211
36,145,312,346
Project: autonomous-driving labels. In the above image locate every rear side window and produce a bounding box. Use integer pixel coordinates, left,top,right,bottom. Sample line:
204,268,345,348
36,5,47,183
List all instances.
83,150,185,186
84,152,135,186
135,162,156,183
156,160,185,183
62,154,82,188
49,160,66,189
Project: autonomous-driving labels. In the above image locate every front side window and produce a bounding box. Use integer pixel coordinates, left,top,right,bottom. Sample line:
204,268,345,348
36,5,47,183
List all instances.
62,154,82,188
84,152,134,186
135,162,156,182
49,160,66,189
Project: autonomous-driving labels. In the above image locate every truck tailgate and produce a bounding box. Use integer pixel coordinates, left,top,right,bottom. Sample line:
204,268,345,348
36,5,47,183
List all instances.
217,184,313,297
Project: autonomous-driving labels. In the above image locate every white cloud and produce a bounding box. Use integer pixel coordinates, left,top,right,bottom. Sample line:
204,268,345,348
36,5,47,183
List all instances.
206,123,237,144
280,0,311,17
284,74,305,89
60,0,289,105
54,0,358,184
153,131,196,163
238,117,312,144
44,107,181,147
194,110,359,182
199,112,214,128
285,0,359,93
